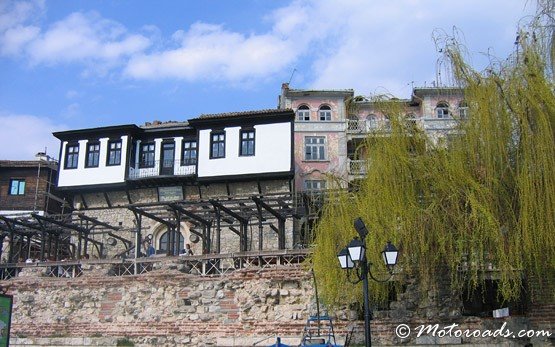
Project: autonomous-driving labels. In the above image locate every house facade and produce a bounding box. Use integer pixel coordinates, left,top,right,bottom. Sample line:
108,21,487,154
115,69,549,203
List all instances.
0,158,68,262
278,83,354,192
0,159,63,216
51,109,296,259
279,84,465,190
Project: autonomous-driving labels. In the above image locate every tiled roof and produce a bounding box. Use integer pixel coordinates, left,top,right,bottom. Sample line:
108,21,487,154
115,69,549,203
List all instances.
140,121,190,129
0,160,58,169
193,108,293,120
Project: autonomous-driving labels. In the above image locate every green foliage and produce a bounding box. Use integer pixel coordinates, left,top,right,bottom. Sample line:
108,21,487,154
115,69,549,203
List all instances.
312,5,555,308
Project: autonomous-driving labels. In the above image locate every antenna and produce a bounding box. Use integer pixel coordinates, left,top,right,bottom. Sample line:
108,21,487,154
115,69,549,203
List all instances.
288,68,297,85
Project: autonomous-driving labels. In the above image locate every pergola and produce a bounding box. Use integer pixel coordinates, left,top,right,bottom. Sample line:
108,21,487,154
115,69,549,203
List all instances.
0,192,310,262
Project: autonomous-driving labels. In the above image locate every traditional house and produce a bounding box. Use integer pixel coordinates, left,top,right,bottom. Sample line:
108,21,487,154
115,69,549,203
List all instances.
49,109,296,259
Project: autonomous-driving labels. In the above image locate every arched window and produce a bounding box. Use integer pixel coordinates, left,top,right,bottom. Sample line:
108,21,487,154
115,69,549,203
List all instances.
319,105,332,121
296,105,310,121
458,101,468,119
158,231,184,253
436,102,450,119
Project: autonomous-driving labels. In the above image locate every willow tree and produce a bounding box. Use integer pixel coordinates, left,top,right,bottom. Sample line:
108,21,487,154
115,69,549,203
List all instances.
312,3,555,308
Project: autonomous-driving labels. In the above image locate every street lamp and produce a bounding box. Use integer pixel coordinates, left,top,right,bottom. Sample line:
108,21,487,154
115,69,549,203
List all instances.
336,218,399,347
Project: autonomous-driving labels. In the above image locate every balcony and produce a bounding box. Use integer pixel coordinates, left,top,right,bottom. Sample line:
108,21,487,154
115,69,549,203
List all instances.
128,159,196,180
347,117,461,136
348,159,368,176
346,119,391,134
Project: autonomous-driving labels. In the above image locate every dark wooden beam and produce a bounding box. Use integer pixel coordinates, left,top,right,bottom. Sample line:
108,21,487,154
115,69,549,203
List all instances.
210,200,248,224
103,192,112,208
168,203,211,226
76,213,120,231
128,207,175,227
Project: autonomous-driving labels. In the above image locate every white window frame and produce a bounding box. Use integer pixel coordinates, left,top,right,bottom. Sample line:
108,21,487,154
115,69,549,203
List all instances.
305,136,326,161
319,105,332,121
436,102,450,119
297,105,310,121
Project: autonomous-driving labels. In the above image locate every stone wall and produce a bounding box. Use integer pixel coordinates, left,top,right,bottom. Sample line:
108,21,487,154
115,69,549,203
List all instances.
70,179,296,259
3,258,553,347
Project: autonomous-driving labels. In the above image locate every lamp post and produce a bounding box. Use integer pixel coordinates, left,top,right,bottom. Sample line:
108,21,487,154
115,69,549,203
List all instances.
337,217,399,347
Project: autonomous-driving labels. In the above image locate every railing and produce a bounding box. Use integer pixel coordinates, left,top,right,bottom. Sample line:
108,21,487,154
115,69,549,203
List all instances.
347,117,462,135
128,159,196,179
0,262,82,279
0,249,310,280
348,159,368,176
46,264,83,278
347,119,391,134
0,267,20,280
108,249,309,277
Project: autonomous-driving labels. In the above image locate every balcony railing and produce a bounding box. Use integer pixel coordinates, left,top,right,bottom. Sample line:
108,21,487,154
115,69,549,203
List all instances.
128,159,196,179
347,117,461,135
347,119,390,133
348,159,368,176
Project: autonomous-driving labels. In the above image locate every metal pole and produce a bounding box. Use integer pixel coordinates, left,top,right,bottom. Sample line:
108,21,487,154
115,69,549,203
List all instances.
33,160,41,212
362,256,372,347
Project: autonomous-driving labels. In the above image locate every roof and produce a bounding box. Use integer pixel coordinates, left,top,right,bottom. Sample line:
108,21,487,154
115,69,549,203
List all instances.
284,88,354,97
53,124,141,140
413,87,464,96
193,108,293,120
0,160,58,169
140,121,191,130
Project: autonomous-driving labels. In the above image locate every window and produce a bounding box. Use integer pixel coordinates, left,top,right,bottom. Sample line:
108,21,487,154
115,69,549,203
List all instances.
305,136,326,160
297,105,310,121
107,140,122,166
304,180,326,191
182,140,197,165
458,101,469,119
239,129,255,156
9,179,25,195
436,102,450,119
210,131,225,159
65,144,79,169
85,142,100,168
158,231,184,254
139,142,155,168
319,105,332,121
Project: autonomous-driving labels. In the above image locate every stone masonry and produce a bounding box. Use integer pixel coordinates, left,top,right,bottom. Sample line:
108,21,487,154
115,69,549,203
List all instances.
3,257,553,346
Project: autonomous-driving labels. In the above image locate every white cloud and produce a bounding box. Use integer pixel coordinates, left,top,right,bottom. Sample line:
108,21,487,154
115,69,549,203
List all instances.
26,12,150,66
0,112,67,160
0,0,536,92
0,0,44,32
124,22,296,82
0,2,150,70
302,0,535,95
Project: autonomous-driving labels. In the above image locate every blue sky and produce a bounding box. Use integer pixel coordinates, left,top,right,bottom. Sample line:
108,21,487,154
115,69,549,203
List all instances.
0,0,535,160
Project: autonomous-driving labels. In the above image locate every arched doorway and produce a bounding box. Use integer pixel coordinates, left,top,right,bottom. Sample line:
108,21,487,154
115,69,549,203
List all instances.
151,222,193,255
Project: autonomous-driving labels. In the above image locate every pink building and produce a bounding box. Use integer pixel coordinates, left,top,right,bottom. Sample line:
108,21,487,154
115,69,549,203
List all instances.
278,83,354,192
280,84,466,192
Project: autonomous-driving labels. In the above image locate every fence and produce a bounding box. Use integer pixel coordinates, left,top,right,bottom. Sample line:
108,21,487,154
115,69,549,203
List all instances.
0,249,310,279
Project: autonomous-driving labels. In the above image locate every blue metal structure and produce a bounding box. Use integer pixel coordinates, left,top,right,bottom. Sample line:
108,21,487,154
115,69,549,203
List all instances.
299,315,342,347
